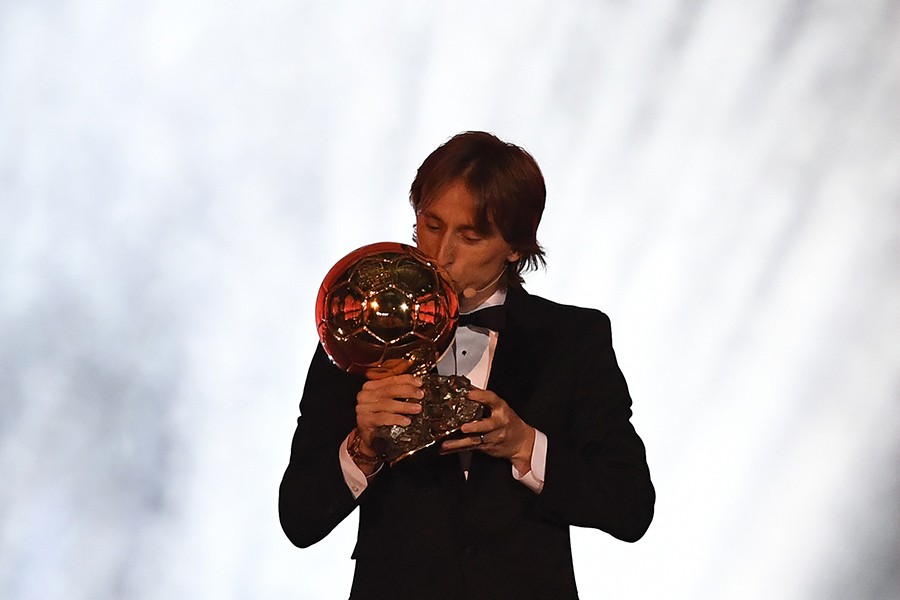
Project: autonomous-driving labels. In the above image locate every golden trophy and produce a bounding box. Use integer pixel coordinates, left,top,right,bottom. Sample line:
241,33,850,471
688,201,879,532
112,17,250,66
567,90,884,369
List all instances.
315,242,484,464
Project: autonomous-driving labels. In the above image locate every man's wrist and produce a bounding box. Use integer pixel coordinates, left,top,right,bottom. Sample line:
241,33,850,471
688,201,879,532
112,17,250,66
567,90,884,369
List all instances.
348,428,384,470
511,427,537,473
512,429,546,494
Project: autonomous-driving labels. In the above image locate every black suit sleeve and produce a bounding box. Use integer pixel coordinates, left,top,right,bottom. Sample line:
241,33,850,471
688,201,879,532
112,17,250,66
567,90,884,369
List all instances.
534,312,655,542
278,345,363,548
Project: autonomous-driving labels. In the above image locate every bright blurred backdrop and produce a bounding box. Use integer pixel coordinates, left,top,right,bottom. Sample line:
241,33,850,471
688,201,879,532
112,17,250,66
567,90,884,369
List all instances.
1,1,898,598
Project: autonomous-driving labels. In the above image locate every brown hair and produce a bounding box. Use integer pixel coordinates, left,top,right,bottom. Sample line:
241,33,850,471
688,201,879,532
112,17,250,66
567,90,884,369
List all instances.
410,131,546,287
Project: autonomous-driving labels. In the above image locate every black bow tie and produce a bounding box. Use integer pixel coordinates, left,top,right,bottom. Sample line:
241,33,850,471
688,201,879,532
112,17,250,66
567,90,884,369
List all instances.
458,305,506,332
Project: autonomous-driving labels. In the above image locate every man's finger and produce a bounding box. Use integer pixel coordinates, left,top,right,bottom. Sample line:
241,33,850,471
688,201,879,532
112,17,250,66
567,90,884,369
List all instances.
439,436,482,455
466,388,501,407
359,384,425,404
357,399,423,415
362,374,422,390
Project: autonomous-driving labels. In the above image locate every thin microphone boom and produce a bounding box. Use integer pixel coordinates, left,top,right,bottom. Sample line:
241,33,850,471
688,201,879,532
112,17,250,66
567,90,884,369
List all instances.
462,268,506,299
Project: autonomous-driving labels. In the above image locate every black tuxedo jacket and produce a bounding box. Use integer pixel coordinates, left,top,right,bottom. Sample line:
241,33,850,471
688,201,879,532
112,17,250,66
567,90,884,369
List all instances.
279,287,654,600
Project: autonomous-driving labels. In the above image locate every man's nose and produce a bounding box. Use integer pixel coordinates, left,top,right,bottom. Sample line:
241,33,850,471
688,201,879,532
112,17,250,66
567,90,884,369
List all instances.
435,235,455,266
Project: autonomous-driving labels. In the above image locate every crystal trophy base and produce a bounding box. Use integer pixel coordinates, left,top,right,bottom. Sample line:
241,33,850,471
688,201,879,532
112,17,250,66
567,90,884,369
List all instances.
373,373,484,465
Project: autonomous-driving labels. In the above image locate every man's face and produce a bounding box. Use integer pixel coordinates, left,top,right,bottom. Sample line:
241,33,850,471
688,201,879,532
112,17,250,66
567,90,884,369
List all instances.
415,180,519,310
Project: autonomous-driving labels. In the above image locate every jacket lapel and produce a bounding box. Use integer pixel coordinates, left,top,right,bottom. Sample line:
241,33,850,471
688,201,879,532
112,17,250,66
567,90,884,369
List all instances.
465,288,542,477
486,286,543,412
465,287,548,483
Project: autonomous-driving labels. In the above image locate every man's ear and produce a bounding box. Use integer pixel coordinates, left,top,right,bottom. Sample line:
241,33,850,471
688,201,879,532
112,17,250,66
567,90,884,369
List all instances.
507,251,521,263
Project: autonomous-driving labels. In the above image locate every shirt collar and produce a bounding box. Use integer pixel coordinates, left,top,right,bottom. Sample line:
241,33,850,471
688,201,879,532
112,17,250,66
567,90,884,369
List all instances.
460,287,507,315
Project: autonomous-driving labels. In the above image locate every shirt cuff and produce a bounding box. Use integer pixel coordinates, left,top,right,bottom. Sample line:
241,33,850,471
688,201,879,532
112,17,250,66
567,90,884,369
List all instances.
512,429,547,494
340,433,375,499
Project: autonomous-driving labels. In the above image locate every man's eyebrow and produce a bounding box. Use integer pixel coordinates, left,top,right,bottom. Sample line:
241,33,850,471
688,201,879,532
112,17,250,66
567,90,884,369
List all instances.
419,210,481,232
418,209,442,222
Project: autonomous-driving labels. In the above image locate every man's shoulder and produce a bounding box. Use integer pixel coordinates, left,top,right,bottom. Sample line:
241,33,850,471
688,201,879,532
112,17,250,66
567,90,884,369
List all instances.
507,287,610,328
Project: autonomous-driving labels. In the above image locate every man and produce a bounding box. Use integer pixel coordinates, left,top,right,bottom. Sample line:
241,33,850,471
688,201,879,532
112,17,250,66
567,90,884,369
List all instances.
279,131,655,599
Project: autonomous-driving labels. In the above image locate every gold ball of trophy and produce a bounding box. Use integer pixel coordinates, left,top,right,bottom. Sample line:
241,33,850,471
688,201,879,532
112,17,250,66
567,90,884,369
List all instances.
316,242,458,378
316,242,484,464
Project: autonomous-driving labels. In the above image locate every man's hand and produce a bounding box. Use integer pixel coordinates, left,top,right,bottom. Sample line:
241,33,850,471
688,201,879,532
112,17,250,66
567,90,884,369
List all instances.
354,374,424,465
440,388,536,474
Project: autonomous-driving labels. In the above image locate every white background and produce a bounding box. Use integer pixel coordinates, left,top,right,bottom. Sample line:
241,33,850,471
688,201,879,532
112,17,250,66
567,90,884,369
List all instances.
1,1,898,598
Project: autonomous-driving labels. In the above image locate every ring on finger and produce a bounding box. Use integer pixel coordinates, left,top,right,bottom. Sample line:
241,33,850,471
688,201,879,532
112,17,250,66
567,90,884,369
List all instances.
478,434,485,445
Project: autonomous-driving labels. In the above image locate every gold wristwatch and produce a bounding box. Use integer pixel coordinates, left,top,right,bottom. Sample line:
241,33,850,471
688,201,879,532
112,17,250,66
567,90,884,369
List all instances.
348,429,383,465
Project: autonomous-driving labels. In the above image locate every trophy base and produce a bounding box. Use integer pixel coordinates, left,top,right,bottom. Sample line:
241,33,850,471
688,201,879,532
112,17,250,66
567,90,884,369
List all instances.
373,373,484,465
